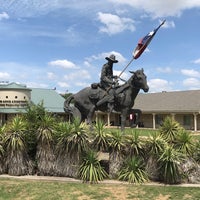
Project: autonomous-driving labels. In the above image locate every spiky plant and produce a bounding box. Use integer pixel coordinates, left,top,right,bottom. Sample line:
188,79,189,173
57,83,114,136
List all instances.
160,116,181,144
125,130,145,157
174,129,195,156
55,118,90,178
0,125,6,174
158,145,184,184
36,113,56,176
118,156,148,184
4,115,32,175
78,150,108,183
54,121,74,177
92,119,111,152
109,130,126,178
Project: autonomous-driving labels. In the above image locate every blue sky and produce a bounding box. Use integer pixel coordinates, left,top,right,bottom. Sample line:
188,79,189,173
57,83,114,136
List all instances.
0,0,200,94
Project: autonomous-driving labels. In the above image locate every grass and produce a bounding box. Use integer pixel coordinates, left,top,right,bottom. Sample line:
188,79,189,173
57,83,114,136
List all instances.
0,177,200,200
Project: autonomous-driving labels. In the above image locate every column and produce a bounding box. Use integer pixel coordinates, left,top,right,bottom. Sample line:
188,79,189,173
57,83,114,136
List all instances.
152,113,156,129
107,113,110,127
193,113,197,132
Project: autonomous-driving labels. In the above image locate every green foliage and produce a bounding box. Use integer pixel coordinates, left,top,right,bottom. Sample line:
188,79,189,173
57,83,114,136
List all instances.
109,130,126,153
118,156,148,184
92,120,111,152
125,130,145,157
78,150,108,183
174,129,195,156
4,115,27,152
64,118,90,158
159,116,180,143
146,131,167,157
158,145,184,184
0,125,6,156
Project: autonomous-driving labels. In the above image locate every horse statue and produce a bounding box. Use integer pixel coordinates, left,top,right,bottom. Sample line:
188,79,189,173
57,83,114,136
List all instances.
64,68,149,130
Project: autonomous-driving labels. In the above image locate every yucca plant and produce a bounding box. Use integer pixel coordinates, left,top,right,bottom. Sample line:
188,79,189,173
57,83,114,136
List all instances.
92,119,111,152
146,131,167,157
78,150,108,183
4,115,32,175
158,145,184,184
160,116,181,143
54,121,74,177
109,130,126,178
36,113,56,176
193,140,200,163
125,130,145,157
55,118,90,178
145,132,167,181
0,125,6,174
174,129,195,156
118,156,148,184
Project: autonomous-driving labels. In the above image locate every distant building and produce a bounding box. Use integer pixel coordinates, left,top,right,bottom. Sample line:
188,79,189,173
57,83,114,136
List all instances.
0,82,65,125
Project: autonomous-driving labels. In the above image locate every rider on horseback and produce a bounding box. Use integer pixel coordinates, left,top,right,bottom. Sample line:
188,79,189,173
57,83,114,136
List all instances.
96,54,118,112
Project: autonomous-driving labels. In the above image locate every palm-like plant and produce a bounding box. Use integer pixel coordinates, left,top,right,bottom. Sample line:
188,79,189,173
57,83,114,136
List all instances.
118,156,148,184
3,115,32,175
0,125,6,174
109,130,126,178
36,113,56,176
158,145,183,184
125,130,145,157
174,129,195,156
160,116,180,143
55,118,90,178
78,150,108,183
92,119,111,152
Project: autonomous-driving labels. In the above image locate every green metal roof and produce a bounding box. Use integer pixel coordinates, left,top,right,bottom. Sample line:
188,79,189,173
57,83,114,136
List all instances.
0,82,31,90
31,88,65,113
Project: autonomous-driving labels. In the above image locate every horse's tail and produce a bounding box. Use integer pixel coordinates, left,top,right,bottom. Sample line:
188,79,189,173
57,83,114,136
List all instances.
64,95,82,122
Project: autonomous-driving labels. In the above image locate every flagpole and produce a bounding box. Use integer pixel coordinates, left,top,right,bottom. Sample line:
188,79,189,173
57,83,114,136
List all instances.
118,57,135,78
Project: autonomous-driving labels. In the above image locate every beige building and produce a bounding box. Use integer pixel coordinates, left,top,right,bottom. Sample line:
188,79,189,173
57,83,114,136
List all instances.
95,90,200,131
0,82,65,125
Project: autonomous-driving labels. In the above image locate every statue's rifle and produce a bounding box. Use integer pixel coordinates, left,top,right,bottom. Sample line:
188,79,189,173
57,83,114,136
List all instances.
117,20,166,79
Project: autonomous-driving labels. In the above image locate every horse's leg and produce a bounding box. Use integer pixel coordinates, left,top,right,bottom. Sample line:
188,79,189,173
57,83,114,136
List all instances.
87,105,96,127
121,108,129,132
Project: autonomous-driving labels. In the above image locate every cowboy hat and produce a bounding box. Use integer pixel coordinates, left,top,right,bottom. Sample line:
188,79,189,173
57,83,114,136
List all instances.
105,54,118,63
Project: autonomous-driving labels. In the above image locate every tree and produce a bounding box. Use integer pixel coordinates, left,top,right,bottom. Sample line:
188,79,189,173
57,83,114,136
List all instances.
109,130,126,178
0,125,6,174
3,115,33,175
36,113,56,176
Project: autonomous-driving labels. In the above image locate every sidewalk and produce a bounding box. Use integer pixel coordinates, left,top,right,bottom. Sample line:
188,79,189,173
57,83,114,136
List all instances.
1,174,200,187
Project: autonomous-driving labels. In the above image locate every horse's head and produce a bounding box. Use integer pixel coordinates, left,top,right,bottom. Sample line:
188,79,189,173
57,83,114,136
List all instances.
129,68,149,92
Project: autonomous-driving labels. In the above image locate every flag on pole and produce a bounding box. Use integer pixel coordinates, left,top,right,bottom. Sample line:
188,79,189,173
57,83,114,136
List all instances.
133,20,165,59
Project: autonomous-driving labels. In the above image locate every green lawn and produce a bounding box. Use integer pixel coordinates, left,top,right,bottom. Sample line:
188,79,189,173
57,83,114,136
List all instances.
0,177,200,200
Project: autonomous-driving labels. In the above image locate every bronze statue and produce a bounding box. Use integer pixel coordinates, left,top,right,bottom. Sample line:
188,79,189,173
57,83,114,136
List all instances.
64,67,149,131
96,54,119,112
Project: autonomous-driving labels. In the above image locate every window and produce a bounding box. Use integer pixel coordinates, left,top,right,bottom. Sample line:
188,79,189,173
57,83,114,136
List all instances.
6,96,8,98
183,115,191,126
15,96,18,99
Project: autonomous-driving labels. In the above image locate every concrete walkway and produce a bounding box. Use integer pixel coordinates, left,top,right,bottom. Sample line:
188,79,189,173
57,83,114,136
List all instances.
1,174,200,187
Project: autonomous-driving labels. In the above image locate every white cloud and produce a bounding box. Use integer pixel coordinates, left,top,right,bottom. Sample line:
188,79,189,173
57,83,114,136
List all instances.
86,51,126,64
48,59,79,69
0,72,11,79
57,81,70,88
183,78,200,88
64,70,91,81
156,67,172,73
160,20,175,28
47,72,57,80
108,0,200,18
97,12,135,35
0,12,9,20
148,78,172,92
181,69,200,77
192,58,200,64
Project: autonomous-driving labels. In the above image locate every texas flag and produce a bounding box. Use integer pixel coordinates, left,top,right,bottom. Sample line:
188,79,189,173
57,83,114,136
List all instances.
133,20,165,59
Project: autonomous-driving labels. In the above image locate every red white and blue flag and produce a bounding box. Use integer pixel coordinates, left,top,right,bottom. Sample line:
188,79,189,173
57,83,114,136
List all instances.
133,20,165,59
